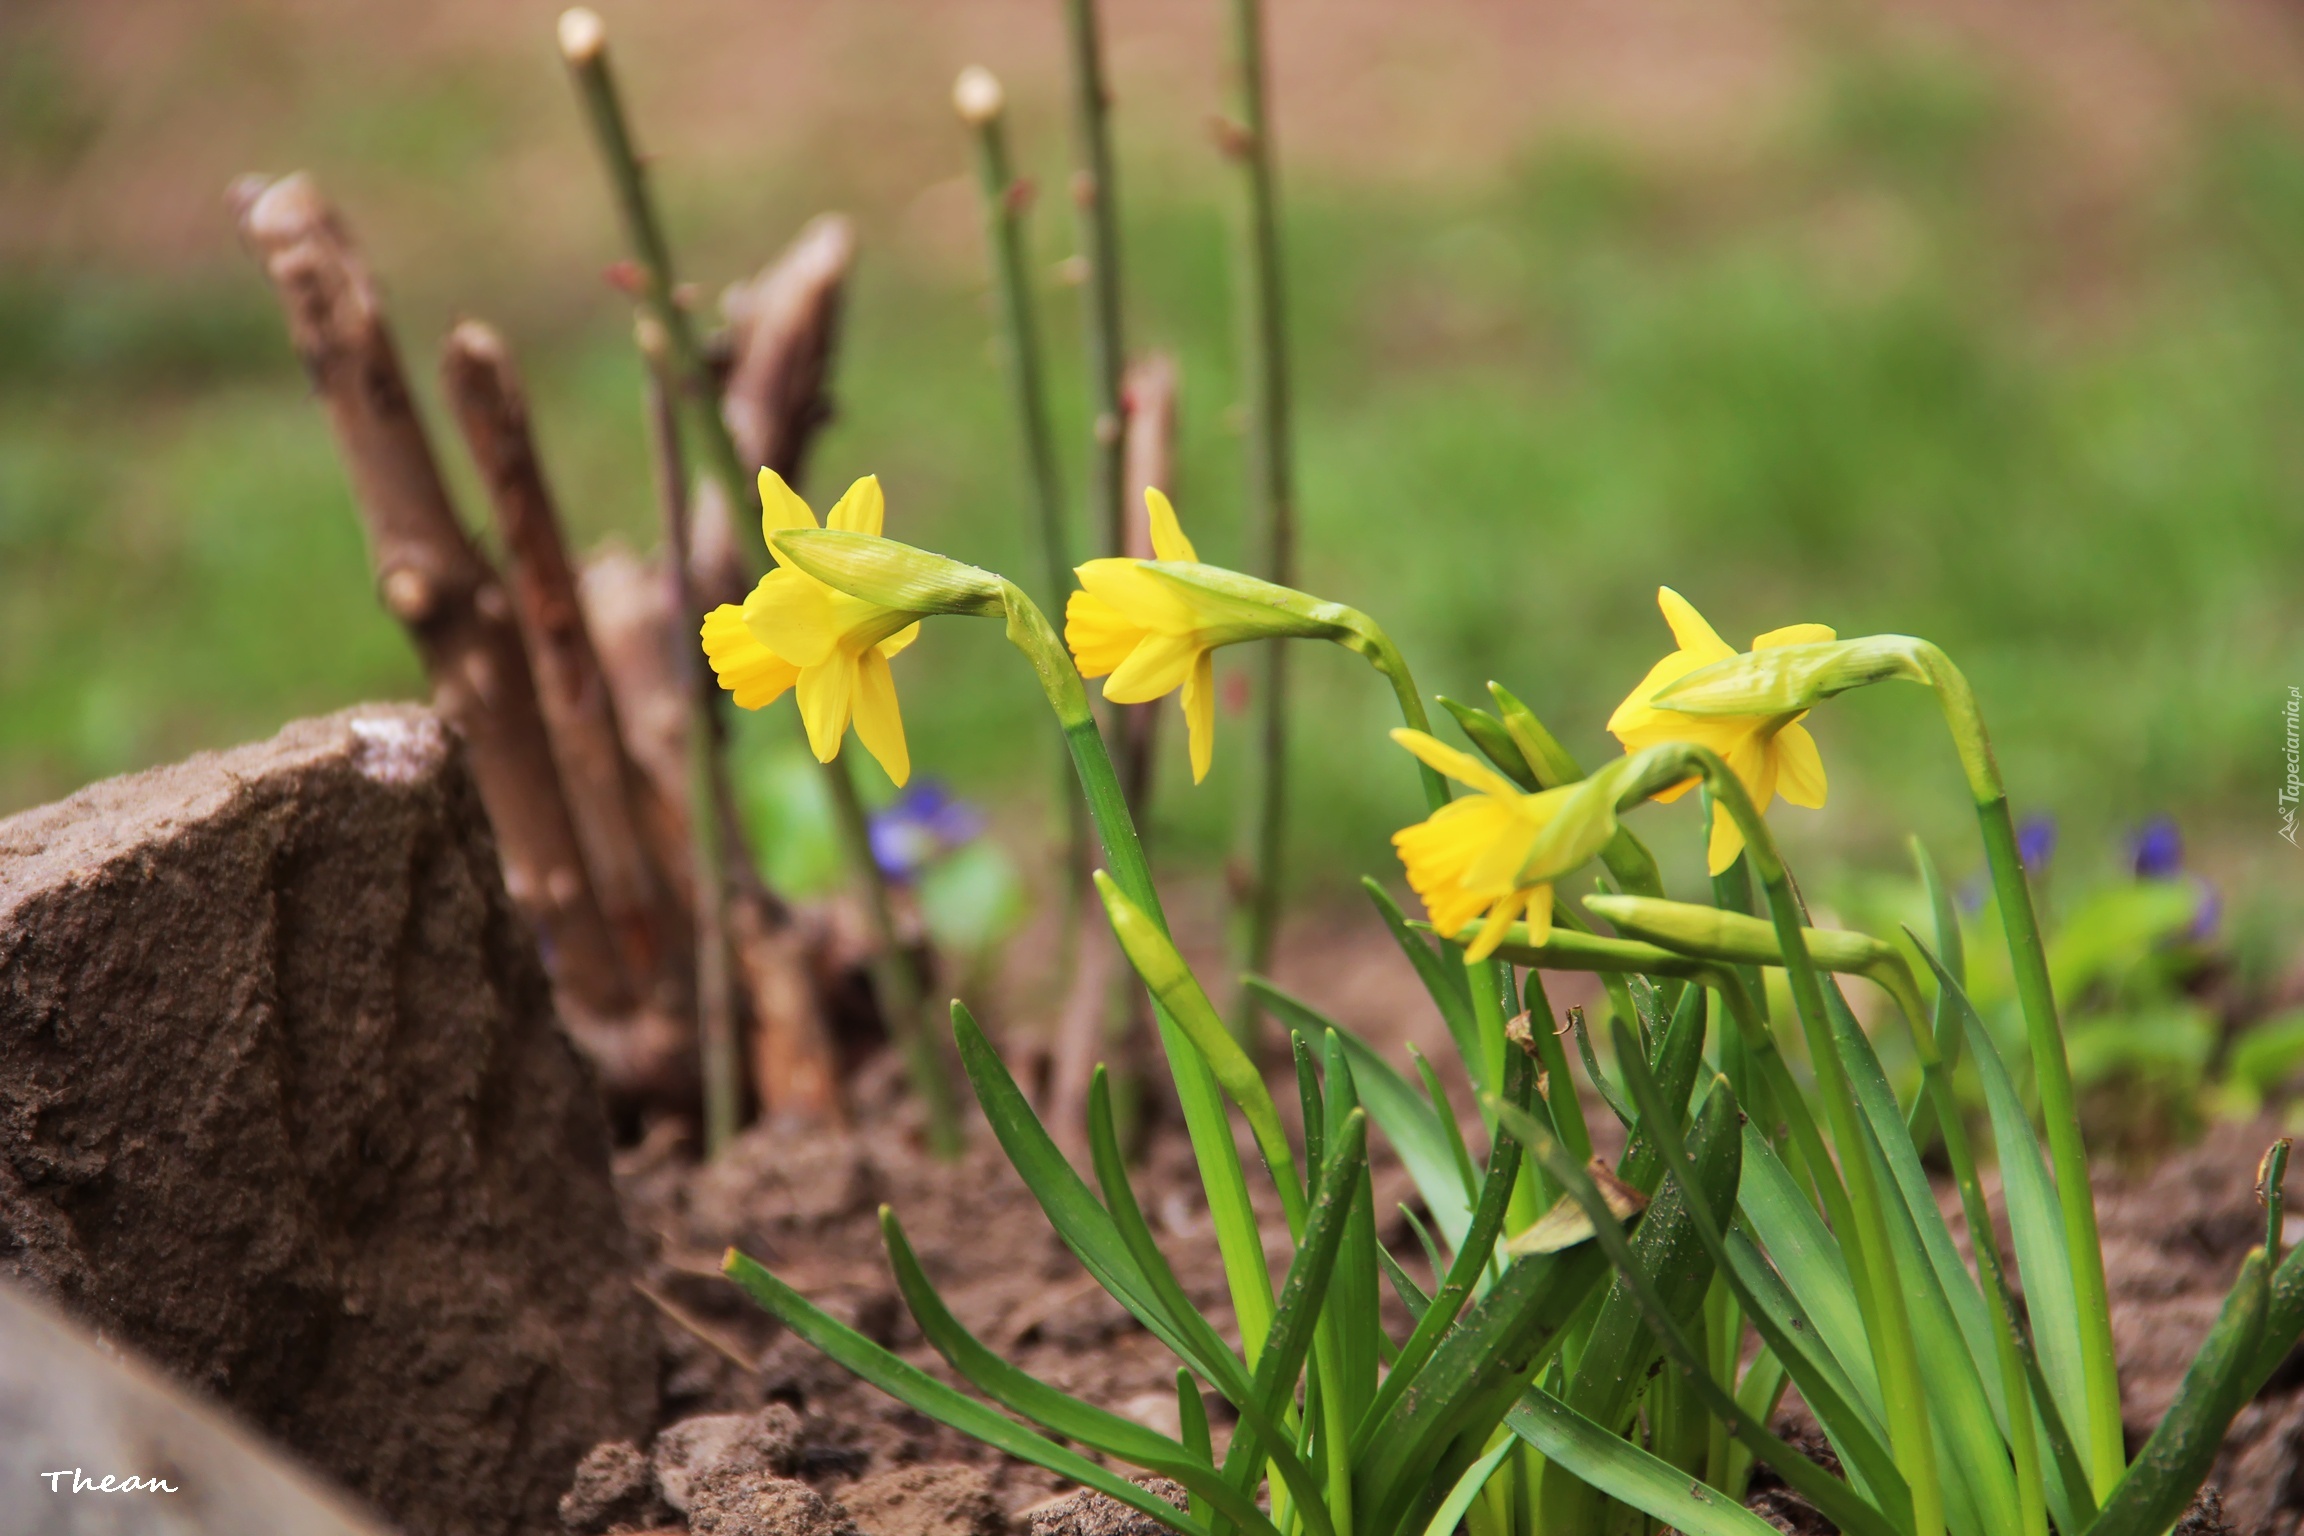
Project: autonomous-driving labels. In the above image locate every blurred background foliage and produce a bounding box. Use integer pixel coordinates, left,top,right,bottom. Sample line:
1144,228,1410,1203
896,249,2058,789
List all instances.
3,1,2301,1092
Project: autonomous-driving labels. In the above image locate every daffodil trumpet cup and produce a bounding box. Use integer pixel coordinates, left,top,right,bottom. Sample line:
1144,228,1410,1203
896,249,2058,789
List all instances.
1649,631,2121,1498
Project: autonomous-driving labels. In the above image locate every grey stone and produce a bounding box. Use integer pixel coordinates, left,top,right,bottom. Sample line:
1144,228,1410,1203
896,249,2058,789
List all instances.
0,704,658,1535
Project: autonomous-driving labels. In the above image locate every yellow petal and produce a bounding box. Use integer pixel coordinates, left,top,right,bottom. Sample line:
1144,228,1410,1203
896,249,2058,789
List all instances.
1075,559,1201,633
1706,800,1746,877
1521,885,1555,947
1064,589,1146,679
851,649,909,787
1606,646,1717,741
878,621,921,660
1754,622,1836,650
1183,649,1215,784
746,568,842,668
1145,487,1198,563
1657,587,1735,663
1103,631,1200,704
701,604,800,710
1387,728,1527,803
1773,721,1828,809
795,653,857,764
1464,888,1530,964
759,468,820,568
1723,729,1778,814
826,474,885,536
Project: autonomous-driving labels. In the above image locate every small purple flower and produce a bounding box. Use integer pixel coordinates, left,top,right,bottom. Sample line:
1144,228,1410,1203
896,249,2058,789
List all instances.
2131,816,2183,881
868,780,985,881
2017,814,2057,876
2189,882,2222,944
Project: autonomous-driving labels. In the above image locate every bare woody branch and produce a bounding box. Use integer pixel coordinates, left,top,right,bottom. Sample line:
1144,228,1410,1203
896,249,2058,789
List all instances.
687,215,858,614
1049,351,1178,1154
440,320,690,1008
231,171,635,1023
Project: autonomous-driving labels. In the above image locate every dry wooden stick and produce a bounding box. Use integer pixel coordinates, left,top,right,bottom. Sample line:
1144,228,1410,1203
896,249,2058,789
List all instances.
681,215,856,616
1115,352,1178,818
1048,352,1179,1155
230,171,634,1023
441,320,690,1007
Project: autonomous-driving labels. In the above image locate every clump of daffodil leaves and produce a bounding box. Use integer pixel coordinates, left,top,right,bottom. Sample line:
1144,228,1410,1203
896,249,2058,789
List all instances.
707,471,2295,1536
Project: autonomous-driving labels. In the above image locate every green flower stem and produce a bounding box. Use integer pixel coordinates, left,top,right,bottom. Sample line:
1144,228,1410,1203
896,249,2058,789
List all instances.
1058,0,1128,560
1695,762,1945,1536
1922,649,2120,1498
1219,0,1300,1053
956,69,1096,941
641,337,741,1157
559,14,750,546
561,12,947,1144
1012,587,1281,1360
822,751,963,1157
959,78,1072,612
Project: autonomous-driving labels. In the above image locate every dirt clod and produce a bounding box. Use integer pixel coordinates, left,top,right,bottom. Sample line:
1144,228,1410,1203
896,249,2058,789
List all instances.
838,1463,1006,1536
690,1471,864,1536
654,1404,807,1512
562,1440,674,1534
1022,1479,1189,1536
0,703,657,1536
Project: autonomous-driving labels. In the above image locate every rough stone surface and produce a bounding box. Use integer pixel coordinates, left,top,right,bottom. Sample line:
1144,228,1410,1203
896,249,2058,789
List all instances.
689,1471,862,1536
651,1405,805,1513
837,1464,1005,1536
0,704,658,1536
0,1277,396,1536
1021,1479,1188,1536
559,1440,671,1534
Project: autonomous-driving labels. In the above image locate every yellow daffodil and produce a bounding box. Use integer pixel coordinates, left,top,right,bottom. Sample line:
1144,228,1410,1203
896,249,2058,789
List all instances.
1388,729,1580,963
700,469,922,785
1065,488,1227,783
1607,587,1832,875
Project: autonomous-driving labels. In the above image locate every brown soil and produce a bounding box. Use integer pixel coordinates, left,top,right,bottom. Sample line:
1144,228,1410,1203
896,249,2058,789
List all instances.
601,1064,2304,1536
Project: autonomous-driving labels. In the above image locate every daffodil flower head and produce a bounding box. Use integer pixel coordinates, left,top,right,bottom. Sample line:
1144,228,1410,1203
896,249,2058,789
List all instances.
1065,489,1257,784
699,468,924,785
1607,587,1832,875
1388,729,1580,964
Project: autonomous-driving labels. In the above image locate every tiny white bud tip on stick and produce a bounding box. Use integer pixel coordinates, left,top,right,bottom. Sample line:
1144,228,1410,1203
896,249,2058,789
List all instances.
558,8,606,64
953,66,1004,125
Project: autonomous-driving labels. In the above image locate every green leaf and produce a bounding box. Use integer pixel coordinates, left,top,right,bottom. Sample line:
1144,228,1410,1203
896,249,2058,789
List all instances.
724,1249,1220,1536
1255,979,1475,1253
1418,1436,1518,1536
1541,1037,1743,1534
1352,1034,1540,1458
1494,1095,1905,1536
1217,1108,1371,1532
2083,1250,2270,1536
1083,1069,1326,1521
950,1002,1222,1379
1379,1240,1433,1322
1096,872,1303,1231
1437,696,1538,790
1957,979,2090,1453
1322,1034,1384,1421
1411,1045,1480,1204
1361,877,1488,1099
878,1209,1283,1536
1509,1388,1784,1536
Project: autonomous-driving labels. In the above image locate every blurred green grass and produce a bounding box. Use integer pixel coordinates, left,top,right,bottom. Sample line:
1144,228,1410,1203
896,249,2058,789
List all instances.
3,40,2301,930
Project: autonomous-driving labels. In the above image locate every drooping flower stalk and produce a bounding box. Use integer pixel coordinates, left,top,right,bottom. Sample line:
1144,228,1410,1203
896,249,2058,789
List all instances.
1650,630,2124,1496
